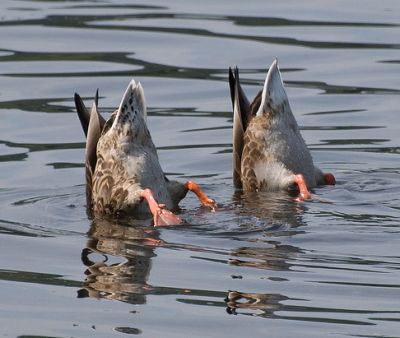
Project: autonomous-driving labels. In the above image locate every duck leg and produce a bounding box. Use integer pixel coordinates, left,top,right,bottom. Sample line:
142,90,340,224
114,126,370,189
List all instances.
293,174,312,200
185,181,217,210
140,189,183,226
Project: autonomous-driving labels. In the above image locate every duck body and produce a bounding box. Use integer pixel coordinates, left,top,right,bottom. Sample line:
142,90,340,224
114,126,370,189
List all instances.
229,59,335,197
92,112,180,217
241,113,316,192
75,80,214,225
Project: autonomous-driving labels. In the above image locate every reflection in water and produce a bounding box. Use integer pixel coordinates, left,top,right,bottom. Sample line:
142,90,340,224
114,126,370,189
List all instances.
222,193,394,325
228,192,306,270
74,191,385,327
232,190,307,231
229,244,301,271
224,193,303,319
225,291,288,318
224,289,380,325
77,194,304,317
78,218,230,312
78,219,158,304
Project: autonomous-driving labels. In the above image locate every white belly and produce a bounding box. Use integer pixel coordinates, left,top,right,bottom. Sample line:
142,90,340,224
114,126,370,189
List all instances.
125,149,173,209
256,124,316,189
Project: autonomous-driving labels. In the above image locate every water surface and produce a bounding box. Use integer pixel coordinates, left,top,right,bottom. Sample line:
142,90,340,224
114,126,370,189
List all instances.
0,1,399,337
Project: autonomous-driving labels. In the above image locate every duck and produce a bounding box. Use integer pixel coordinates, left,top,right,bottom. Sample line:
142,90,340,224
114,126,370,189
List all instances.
228,59,335,199
74,79,216,226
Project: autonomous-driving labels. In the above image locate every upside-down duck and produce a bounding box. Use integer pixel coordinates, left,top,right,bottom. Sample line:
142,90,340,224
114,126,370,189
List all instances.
229,59,335,199
74,79,216,226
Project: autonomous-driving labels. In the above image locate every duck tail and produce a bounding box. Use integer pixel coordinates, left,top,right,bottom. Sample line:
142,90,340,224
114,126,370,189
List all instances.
74,90,106,137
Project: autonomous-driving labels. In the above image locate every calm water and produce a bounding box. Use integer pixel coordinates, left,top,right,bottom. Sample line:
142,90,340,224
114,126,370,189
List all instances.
0,1,399,337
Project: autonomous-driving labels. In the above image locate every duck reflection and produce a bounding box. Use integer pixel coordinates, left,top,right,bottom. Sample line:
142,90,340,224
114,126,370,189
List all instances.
78,218,158,304
229,243,301,271
229,190,305,270
232,190,307,228
76,190,307,319
223,191,306,318
77,218,229,307
225,291,288,317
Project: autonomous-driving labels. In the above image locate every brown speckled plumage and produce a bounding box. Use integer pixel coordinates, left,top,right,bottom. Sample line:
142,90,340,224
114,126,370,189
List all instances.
240,115,272,191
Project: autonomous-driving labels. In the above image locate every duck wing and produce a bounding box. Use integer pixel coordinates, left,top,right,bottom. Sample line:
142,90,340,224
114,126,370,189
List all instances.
74,91,107,209
85,100,103,208
229,67,253,189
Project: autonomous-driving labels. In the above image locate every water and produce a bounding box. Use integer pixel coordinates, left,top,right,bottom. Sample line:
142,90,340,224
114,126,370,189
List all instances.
0,0,399,337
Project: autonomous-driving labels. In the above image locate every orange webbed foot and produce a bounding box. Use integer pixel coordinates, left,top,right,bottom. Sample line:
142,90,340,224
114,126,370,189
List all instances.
185,180,217,211
141,189,183,226
154,206,183,226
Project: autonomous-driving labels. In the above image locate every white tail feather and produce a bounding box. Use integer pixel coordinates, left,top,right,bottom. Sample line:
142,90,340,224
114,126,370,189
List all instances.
113,79,147,128
256,58,289,116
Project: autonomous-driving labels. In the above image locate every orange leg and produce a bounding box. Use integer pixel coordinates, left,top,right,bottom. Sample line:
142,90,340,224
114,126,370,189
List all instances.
293,174,311,200
185,180,217,211
323,173,336,185
140,189,182,226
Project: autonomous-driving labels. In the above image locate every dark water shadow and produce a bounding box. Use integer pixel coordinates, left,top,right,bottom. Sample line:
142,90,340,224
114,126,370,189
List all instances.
1,8,398,50
0,268,80,288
